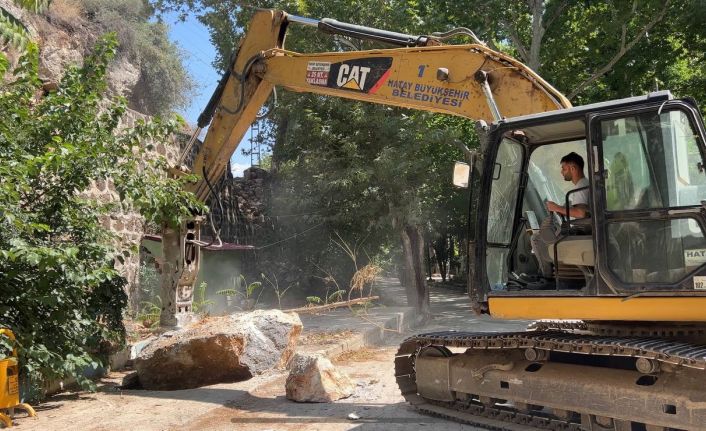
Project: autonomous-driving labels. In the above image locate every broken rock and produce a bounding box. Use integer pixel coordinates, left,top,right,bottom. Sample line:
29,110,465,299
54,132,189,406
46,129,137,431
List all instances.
286,353,355,402
134,310,302,390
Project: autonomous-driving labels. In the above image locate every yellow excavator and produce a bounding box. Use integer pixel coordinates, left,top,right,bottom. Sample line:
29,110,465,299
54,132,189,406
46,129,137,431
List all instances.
160,9,706,430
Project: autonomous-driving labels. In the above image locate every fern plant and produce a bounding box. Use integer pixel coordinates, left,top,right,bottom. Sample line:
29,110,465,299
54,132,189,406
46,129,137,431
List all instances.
13,0,50,13
216,275,262,311
0,0,50,75
306,296,322,306
137,297,161,329
192,282,214,316
327,289,346,303
0,8,30,50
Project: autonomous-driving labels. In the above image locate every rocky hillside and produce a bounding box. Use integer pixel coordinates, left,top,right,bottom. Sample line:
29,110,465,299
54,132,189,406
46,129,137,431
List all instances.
1,0,139,99
2,0,196,117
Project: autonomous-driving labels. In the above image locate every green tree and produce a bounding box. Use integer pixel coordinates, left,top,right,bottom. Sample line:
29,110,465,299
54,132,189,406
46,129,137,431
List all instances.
416,0,706,105
154,0,475,317
79,0,196,116
0,34,204,398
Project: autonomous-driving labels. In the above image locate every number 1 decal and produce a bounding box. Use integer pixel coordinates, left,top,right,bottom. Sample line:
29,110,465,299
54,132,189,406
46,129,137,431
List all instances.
418,65,426,77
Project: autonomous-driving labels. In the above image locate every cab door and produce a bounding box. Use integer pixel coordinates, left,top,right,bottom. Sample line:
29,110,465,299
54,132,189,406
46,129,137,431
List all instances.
588,101,706,294
483,137,525,292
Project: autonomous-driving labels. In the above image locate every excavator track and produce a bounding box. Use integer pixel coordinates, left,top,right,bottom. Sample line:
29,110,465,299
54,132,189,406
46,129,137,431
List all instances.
395,329,706,431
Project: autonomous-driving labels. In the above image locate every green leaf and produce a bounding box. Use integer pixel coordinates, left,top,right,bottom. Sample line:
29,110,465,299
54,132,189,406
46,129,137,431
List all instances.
0,51,8,76
306,296,322,305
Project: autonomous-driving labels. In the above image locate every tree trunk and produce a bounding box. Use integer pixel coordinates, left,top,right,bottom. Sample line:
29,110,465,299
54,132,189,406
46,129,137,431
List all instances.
462,237,470,281
401,224,430,318
399,231,417,306
448,235,456,278
159,225,180,327
433,234,449,282
425,241,435,280
528,0,545,72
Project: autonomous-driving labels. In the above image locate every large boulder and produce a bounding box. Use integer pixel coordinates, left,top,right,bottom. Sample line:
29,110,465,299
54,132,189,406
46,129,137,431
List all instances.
285,353,355,402
134,310,302,390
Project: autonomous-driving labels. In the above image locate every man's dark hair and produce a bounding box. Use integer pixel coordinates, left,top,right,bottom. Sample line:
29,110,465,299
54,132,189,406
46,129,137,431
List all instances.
560,152,584,171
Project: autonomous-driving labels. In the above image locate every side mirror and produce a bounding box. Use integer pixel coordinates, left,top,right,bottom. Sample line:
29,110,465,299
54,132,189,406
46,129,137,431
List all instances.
452,161,470,188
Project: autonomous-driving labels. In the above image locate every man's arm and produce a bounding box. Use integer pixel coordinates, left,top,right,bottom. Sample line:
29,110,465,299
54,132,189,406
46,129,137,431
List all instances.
546,201,588,218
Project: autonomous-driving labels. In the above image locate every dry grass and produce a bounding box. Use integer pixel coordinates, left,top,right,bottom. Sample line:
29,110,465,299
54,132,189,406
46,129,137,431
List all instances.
300,329,357,346
47,0,84,28
333,347,381,364
349,263,381,298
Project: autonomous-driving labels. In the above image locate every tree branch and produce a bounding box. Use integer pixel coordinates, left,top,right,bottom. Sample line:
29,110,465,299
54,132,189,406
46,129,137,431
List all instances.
501,18,530,64
283,296,379,314
482,15,500,52
567,0,670,100
528,0,545,71
543,0,569,35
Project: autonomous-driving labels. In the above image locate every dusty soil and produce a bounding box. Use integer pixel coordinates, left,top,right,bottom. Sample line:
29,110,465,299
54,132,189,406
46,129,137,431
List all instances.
11,285,504,431
300,330,358,346
12,345,480,431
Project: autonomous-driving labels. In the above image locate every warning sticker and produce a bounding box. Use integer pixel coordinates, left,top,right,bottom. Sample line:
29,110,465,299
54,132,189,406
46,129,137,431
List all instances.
694,275,706,290
685,249,706,267
8,375,18,394
694,276,706,290
306,61,330,86
305,58,393,93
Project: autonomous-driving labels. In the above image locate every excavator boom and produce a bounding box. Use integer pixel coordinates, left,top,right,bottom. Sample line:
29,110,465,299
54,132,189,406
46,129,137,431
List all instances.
159,9,571,328
189,9,570,202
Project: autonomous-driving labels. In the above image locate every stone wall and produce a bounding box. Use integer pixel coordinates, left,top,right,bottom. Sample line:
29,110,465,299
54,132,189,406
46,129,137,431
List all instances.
85,109,184,311
82,110,268,310
1,1,267,311
202,167,268,246
93,119,267,310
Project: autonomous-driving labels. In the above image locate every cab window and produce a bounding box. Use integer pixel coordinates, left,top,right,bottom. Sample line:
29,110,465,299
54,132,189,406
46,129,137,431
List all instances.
600,109,706,285
525,140,587,219
602,110,706,211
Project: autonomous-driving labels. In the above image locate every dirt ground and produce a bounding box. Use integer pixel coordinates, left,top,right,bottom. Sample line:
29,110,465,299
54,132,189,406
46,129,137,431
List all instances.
9,284,516,431
11,343,481,431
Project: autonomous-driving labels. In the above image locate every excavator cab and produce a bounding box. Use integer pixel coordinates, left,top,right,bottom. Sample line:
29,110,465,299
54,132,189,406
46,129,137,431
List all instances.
410,92,706,430
464,91,706,321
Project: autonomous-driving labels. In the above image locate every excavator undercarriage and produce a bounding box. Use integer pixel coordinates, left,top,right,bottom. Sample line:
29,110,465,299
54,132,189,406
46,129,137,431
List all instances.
395,323,706,430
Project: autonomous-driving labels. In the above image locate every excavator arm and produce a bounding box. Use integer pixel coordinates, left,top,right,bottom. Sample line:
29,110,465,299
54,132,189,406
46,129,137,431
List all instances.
159,9,571,327
189,9,570,202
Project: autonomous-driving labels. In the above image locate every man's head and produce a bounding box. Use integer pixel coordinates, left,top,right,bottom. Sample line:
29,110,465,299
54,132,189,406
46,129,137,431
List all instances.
560,152,585,182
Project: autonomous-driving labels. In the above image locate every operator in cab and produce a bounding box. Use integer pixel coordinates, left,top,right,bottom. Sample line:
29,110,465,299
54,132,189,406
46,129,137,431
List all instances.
545,152,589,219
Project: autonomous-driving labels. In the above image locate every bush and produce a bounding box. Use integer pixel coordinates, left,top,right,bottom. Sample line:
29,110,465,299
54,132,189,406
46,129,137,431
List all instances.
129,20,194,115
45,0,84,28
78,0,195,116
0,35,204,399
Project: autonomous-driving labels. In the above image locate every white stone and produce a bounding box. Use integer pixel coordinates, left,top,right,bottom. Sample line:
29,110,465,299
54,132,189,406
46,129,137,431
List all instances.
285,353,355,403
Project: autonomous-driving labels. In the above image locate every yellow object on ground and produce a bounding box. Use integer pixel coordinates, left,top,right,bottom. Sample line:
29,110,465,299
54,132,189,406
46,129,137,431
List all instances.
0,329,36,428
